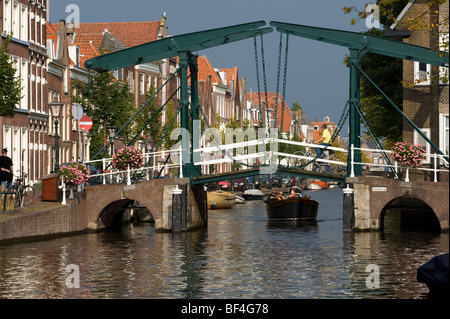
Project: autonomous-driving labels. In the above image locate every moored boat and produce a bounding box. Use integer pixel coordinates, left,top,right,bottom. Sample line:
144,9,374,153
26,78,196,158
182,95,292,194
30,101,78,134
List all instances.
306,180,327,190
242,189,265,200
207,190,236,209
266,197,319,221
236,195,245,204
417,253,449,294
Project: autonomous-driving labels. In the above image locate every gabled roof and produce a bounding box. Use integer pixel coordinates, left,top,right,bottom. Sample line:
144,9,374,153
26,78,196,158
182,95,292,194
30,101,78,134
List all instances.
50,21,161,69
246,92,293,132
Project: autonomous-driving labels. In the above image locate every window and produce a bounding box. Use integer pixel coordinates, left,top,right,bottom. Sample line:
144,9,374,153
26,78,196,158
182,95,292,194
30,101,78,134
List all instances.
413,128,431,164
3,0,12,34
414,62,431,85
140,73,145,95
440,114,449,164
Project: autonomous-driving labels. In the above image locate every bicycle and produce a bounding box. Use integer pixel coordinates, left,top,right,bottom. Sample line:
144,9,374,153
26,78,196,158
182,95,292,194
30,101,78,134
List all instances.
13,171,35,207
293,146,341,173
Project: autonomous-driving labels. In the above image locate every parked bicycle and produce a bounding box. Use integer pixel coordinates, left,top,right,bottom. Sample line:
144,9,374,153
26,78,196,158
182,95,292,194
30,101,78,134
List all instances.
293,146,341,173
13,171,35,207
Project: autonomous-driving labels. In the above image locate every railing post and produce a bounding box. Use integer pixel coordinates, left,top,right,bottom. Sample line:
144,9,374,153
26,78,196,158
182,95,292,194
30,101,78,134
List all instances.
102,158,106,185
179,145,183,178
394,161,398,179
61,181,67,205
127,164,131,186
350,144,355,178
433,153,438,182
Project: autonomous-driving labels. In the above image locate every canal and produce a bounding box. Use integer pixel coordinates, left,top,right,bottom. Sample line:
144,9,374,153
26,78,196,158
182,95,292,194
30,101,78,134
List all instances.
0,188,448,299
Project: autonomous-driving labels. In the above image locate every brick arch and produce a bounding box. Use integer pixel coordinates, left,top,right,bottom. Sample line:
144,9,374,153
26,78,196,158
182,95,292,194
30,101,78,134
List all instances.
378,195,439,230
364,178,449,232
82,179,177,230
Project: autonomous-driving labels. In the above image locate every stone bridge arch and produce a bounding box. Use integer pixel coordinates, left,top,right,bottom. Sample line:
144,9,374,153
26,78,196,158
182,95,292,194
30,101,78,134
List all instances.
71,177,207,232
350,176,449,232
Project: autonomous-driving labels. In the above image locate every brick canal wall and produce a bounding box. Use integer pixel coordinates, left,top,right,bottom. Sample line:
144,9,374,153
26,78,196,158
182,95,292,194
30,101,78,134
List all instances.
0,204,88,244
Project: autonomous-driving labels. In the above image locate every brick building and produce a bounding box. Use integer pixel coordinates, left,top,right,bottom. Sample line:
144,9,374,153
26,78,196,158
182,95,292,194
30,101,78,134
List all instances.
1,0,53,183
390,0,449,165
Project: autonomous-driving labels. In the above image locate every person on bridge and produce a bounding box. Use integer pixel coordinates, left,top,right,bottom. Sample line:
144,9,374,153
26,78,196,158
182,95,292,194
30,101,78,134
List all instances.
313,124,331,159
0,148,14,191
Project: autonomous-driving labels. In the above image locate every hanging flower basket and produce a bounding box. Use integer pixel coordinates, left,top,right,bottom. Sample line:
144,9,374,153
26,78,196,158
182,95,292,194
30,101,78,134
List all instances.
59,162,90,188
111,146,144,171
390,142,426,168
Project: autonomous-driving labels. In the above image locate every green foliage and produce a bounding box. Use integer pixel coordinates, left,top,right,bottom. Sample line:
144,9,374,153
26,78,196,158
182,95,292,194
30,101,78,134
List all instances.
135,84,162,147
0,35,22,118
71,71,135,158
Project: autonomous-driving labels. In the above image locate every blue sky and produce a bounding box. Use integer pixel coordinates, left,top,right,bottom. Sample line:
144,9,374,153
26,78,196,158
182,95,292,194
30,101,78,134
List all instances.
49,0,370,125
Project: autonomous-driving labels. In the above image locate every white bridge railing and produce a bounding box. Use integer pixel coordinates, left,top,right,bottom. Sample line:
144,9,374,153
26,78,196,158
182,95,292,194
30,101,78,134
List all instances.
59,138,448,204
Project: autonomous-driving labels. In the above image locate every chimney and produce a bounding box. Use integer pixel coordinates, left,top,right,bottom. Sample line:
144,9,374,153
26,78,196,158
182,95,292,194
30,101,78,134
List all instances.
57,19,70,64
158,12,167,39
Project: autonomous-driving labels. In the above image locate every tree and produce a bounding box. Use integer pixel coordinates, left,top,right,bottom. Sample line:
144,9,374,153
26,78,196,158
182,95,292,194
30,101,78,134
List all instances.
0,35,22,118
135,84,162,148
71,71,135,158
291,102,303,114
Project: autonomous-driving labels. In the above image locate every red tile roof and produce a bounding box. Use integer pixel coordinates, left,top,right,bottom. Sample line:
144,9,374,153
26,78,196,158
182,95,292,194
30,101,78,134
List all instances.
247,92,293,132
50,21,161,69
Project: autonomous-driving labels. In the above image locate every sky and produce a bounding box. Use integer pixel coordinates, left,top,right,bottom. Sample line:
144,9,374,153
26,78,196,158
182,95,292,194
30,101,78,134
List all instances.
49,0,371,126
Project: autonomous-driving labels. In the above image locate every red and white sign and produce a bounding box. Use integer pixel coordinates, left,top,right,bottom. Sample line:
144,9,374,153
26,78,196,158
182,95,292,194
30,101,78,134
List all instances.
79,115,93,131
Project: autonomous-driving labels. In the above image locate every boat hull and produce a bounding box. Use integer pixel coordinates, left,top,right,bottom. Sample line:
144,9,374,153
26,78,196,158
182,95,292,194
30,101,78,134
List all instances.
207,191,236,209
266,197,319,221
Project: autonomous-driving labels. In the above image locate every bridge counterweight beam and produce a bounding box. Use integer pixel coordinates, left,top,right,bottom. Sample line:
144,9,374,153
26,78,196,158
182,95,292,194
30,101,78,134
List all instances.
348,49,362,177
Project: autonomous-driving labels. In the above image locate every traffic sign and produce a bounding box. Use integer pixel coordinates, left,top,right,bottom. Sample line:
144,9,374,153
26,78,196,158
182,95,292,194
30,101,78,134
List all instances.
79,115,93,131
72,103,84,120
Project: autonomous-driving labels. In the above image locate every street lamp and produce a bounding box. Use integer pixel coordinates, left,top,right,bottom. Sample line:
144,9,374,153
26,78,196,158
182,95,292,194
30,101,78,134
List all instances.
107,125,118,157
49,101,65,172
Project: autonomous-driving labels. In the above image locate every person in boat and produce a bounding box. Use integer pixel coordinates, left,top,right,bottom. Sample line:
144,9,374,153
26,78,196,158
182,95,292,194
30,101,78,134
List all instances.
265,190,278,203
277,192,285,200
288,188,302,198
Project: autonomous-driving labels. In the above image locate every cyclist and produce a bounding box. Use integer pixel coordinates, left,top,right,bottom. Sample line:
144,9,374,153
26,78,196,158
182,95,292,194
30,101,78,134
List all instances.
313,124,331,159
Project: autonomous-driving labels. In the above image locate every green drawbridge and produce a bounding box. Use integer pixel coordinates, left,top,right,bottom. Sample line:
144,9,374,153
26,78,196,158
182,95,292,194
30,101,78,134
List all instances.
84,20,449,184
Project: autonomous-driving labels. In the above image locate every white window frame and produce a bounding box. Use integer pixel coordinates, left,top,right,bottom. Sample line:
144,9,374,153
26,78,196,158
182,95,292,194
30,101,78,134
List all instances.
439,113,449,165
414,62,431,86
413,128,431,164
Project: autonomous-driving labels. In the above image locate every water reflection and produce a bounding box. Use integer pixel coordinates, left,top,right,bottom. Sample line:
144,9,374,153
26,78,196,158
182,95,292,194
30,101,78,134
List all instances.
0,189,448,299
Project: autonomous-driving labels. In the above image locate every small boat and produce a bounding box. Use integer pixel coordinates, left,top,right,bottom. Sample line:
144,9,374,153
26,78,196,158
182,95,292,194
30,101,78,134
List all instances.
242,189,265,200
265,196,319,221
207,190,236,209
306,180,327,190
236,195,245,204
417,253,449,294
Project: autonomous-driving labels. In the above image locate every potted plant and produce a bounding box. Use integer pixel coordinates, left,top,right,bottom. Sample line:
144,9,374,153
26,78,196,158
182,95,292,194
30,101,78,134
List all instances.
59,163,90,198
111,146,144,171
390,142,426,181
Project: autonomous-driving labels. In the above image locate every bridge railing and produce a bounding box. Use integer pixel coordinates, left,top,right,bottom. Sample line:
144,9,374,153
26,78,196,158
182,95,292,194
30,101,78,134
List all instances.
59,147,184,205
350,144,449,182
193,138,348,168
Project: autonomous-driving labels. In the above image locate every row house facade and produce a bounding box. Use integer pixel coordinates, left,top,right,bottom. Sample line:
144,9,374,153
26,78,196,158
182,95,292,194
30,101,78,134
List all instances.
390,0,449,167
1,0,54,183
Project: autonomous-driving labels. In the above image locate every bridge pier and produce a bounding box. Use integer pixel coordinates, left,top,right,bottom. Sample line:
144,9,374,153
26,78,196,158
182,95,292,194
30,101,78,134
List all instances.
343,176,449,232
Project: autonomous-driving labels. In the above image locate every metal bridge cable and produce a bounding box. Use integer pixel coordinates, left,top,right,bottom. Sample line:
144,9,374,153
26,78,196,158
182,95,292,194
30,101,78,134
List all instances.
253,33,263,126
352,100,399,179
354,62,448,162
91,67,182,161
280,33,289,134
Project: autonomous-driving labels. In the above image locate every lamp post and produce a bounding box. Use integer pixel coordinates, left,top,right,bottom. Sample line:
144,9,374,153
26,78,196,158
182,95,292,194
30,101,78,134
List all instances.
107,126,118,157
49,101,64,172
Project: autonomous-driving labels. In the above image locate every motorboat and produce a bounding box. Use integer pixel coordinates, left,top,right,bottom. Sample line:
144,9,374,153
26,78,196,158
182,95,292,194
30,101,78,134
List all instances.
306,180,327,190
207,190,236,209
265,196,319,221
417,253,449,294
236,195,245,204
242,189,265,200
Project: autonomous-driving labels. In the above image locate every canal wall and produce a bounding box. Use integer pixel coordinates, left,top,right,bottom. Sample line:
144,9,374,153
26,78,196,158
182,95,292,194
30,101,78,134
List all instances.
0,204,88,244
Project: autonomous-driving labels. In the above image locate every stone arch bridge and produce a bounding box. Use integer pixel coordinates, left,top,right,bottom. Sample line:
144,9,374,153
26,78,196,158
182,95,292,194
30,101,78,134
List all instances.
346,176,449,232
70,178,207,232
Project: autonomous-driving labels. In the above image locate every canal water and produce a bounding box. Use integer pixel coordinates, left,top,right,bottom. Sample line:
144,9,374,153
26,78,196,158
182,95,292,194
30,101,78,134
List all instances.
0,188,448,299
